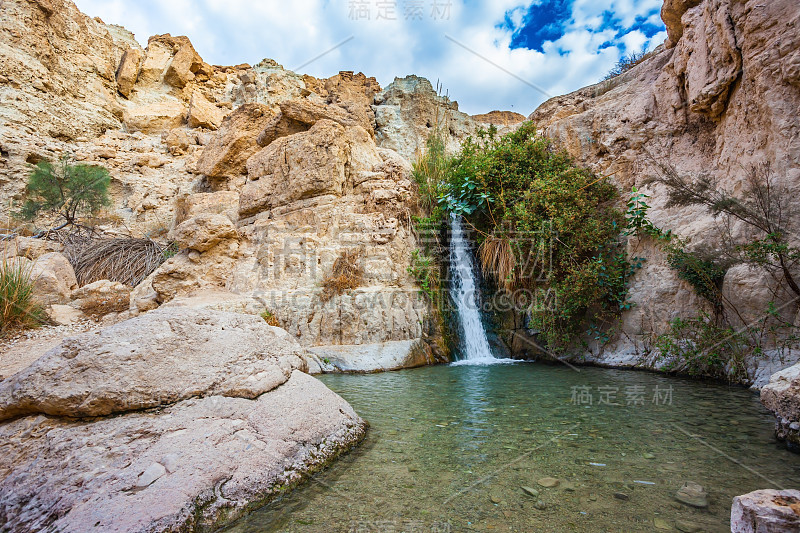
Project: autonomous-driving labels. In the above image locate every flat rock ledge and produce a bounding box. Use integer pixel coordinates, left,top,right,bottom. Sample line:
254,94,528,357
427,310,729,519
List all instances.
0,308,367,532
731,489,800,533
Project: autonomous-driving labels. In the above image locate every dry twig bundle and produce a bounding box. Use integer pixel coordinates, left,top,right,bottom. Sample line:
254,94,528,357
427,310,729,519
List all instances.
64,236,174,287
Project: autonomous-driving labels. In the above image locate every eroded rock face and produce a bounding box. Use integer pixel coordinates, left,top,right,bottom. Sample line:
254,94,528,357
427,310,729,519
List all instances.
528,0,800,379
374,75,478,161
731,490,800,532
196,103,275,180
256,98,374,148
761,363,800,449
0,369,365,533
0,308,307,421
241,120,382,216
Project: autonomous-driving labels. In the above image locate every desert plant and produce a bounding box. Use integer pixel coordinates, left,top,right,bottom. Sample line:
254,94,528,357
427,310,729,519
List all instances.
408,249,441,302
443,121,625,350
654,312,752,383
16,154,111,232
651,161,800,302
603,47,651,80
260,310,281,327
320,248,364,302
0,257,45,335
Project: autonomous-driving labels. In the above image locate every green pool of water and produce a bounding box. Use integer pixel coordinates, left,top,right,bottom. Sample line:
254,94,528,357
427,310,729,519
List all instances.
223,363,800,533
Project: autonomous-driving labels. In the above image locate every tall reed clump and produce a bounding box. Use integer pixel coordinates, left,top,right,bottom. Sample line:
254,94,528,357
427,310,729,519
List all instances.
0,257,45,335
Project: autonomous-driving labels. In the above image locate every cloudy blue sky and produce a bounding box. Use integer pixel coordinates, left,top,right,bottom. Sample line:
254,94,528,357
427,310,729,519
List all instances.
73,0,667,116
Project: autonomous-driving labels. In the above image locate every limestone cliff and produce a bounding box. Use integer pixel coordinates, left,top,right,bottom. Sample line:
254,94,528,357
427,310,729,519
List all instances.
528,0,800,384
0,0,480,372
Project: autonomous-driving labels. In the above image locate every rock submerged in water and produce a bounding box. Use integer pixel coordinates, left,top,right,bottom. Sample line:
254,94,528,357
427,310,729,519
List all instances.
674,481,708,508
0,308,367,532
537,477,560,488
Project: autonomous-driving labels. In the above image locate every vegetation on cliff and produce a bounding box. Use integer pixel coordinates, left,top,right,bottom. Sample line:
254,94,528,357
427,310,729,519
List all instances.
632,162,800,382
414,122,633,351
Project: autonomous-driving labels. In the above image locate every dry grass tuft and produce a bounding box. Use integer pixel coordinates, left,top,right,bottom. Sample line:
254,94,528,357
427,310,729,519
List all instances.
479,234,516,291
0,256,46,335
321,248,364,302
64,236,176,287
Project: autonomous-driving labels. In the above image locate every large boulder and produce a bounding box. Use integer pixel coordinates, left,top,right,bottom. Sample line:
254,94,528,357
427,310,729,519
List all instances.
196,103,274,180
163,38,203,88
761,363,800,449
115,47,143,98
731,489,800,532
171,213,239,252
241,120,382,217
188,90,224,130
0,308,307,421
0,319,365,532
30,252,78,306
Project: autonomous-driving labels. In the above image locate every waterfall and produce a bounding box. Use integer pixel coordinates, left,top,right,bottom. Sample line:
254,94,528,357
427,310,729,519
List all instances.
449,214,497,363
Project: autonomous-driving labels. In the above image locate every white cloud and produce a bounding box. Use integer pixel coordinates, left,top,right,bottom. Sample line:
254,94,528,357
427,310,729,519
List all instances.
73,0,666,116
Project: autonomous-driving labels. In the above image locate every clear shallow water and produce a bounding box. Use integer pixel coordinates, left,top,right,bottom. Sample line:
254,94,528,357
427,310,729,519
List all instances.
223,363,800,533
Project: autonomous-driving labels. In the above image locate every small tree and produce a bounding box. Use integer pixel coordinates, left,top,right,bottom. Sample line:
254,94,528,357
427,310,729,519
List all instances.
16,154,111,231
651,161,800,302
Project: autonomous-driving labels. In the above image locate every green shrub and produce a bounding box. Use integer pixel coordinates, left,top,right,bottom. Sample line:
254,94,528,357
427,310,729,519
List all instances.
0,258,46,335
16,154,111,230
445,122,627,350
408,249,441,302
654,312,751,383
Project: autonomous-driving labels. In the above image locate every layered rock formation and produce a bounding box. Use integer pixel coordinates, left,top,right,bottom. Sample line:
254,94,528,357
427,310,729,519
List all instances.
0,308,366,532
0,0,478,371
528,0,800,384
761,362,800,450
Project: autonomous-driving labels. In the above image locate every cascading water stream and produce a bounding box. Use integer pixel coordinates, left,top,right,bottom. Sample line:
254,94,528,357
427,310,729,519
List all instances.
449,213,497,363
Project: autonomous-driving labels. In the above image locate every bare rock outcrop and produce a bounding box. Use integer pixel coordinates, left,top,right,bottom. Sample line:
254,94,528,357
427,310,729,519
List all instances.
731,490,800,532
761,363,800,449
0,308,307,421
196,103,275,181
0,309,365,532
374,75,478,161
472,110,526,126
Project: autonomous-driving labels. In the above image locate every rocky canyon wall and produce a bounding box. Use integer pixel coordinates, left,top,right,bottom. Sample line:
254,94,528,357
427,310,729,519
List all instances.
528,0,800,384
0,0,510,371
